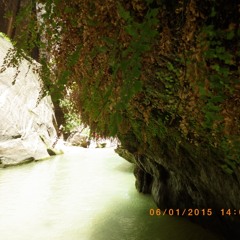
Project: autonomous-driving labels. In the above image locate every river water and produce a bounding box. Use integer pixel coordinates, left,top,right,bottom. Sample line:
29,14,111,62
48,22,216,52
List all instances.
0,147,221,240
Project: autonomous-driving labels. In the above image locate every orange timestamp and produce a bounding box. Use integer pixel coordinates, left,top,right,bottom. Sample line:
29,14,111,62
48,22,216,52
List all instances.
149,208,213,217
220,209,240,216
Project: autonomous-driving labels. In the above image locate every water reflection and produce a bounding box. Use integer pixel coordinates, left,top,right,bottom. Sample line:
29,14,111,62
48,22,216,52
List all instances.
0,148,221,240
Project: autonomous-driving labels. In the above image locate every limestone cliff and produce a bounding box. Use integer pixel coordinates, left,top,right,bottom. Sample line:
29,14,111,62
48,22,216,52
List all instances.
0,36,57,166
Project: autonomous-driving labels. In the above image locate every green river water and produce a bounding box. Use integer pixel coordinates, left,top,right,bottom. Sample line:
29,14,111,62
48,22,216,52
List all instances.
0,147,221,240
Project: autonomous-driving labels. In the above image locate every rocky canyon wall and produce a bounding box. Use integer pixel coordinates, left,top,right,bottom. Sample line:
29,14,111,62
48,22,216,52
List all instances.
116,134,240,239
0,36,57,167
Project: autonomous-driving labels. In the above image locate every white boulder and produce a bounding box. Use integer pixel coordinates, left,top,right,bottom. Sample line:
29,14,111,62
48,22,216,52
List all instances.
0,36,57,166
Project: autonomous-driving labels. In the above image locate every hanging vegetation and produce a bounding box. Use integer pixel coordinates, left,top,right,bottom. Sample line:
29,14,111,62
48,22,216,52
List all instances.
1,0,240,173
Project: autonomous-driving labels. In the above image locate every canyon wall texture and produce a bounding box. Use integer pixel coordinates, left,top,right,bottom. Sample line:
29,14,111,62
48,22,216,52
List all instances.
0,36,57,166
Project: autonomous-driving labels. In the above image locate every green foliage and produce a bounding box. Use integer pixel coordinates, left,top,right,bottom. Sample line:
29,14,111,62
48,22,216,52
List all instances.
197,24,238,129
1,0,239,175
108,4,158,111
79,2,160,136
147,118,167,139
116,3,159,106
59,98,81,134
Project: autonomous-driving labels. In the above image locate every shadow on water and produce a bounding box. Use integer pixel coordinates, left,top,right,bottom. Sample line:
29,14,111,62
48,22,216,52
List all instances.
89,199,223,240
88,190,223,240
87,151,223,240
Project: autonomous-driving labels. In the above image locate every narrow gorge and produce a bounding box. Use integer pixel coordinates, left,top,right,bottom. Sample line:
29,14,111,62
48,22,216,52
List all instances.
0,0,239,239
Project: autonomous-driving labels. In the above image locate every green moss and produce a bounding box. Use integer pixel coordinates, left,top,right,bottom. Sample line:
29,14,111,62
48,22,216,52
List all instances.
0,32,11,42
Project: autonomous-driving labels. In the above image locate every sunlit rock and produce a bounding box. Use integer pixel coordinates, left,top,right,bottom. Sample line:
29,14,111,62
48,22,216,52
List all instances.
0,36,57,166
66,131,90,148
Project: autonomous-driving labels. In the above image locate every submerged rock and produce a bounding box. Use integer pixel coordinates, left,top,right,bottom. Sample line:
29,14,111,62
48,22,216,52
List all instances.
0,36,57,166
